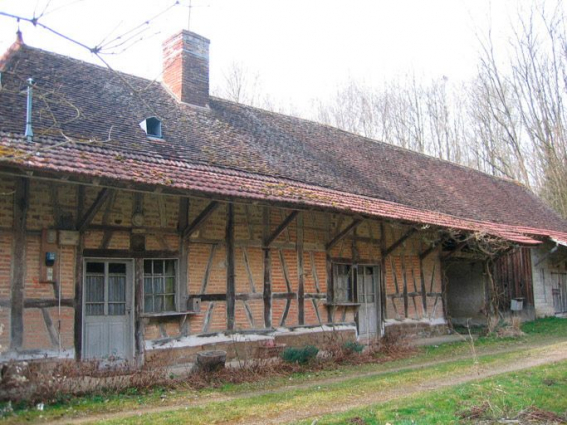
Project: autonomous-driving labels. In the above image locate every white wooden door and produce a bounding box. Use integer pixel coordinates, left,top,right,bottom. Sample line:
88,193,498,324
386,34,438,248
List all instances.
83,260,134,361
357,266,380,340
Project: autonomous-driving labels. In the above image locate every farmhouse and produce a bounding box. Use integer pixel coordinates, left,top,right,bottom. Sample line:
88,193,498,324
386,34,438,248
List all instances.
0,30,566,366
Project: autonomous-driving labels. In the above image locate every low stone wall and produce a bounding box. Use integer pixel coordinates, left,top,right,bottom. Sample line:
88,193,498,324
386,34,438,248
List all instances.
384,320,449,340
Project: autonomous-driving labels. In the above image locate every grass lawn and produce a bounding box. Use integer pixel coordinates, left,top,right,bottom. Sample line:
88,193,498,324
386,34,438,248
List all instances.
1,317,566,424
295,359,567,424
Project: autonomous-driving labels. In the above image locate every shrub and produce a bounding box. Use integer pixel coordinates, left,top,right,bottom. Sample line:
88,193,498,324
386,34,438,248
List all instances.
282,345,319,364
343,341,364,354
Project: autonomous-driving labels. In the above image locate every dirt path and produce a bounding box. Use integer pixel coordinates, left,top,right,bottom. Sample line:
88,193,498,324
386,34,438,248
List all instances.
46,341,567,425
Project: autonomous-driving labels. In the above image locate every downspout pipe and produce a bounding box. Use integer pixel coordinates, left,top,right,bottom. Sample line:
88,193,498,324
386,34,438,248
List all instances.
25,78,34,142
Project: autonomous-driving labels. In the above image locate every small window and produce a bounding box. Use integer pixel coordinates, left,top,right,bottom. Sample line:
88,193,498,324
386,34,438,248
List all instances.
139,117,162,138
144,259,176,313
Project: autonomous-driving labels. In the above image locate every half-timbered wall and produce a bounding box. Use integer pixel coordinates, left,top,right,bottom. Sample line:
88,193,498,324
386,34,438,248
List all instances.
0,175,445,360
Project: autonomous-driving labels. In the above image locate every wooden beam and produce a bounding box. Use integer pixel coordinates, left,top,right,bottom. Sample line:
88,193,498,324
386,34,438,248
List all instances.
226,203,235,331
41,308,59,348
178,197,189,234
76,188,111,232
297,212,305,325
263,210,299,247
325,218,362,251
74,185,85,361
382,227,417,258
134,258,145,366
419,240,441,260
10,178,29,350
182,201,219,240
263,207,272,328
22,298,74,308
441,241,468,260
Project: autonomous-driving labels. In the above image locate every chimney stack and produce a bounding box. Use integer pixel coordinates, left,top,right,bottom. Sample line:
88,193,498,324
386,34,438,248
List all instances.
162,30,210,108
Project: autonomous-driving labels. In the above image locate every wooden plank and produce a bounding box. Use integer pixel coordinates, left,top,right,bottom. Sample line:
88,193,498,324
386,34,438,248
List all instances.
263,207,272,328
297,212,305,325
10,178,29,350
99,190,117,249
76,188,111,232
203,302,215,333
304,293,327,299
41,307,59,348
200,244,217,294
273,292,297,300
183,201,220,240
264,210,299,247
73,186,85,360
245,205,254,240
326,218,362,251
226,203,236,331
310,251,321,293
242,247,256,293
280,299,291,326
134,258,145,366
279,250,292,292
22,298,74,308
243,300,255,327
382,227,417,258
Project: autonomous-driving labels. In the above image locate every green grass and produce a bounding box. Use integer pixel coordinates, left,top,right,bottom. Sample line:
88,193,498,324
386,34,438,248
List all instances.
1,317,566,424
294,359,567,424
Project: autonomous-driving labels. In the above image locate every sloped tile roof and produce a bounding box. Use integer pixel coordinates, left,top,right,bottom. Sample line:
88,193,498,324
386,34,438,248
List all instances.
1,42,566,244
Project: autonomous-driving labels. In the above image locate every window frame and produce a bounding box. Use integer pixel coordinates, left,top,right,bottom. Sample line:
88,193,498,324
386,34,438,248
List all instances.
143,258,179,314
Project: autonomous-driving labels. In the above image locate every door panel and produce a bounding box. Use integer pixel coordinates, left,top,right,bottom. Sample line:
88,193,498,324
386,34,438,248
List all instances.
357,266,380,340
83,260,133,361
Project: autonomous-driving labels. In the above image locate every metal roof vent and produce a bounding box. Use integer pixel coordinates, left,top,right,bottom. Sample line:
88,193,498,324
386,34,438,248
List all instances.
139,117,162,138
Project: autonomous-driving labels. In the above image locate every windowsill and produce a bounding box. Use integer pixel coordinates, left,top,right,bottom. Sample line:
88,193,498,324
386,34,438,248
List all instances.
323,302,361,307
140,311,200,318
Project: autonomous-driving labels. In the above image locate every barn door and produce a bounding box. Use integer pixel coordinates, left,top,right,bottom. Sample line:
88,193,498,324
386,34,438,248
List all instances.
552,272,567,314
83,260,134,361
357,266,380,340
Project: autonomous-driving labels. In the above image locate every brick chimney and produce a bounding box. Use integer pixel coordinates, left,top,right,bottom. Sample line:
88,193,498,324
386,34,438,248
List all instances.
162,30,210,108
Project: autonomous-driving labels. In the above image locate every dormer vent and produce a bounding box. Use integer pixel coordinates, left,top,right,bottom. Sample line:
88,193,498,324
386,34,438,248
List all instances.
140,117,162,138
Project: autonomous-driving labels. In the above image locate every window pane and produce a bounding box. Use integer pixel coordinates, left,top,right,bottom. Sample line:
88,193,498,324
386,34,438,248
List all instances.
108,303,125,315
109,263,126,274
86,303,104,316
165,277,175,293
165,260,176,276
155,296,163,312
154,277,164,294
154,260,164,274
144,277,153,295
86,262,104,274
86,276,104,302
144,260,152,274
144,296,154,313
164,295,175,311
109,276,126,302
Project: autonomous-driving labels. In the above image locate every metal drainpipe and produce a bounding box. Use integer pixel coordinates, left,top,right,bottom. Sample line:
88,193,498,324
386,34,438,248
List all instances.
25,78,34,142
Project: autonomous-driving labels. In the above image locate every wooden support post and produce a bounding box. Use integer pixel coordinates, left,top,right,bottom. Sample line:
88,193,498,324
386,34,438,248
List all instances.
297,212,305,325
382,227,417,258
263,207,272,328
419,257,428,314
10,178,29,350
226,203,235,331
326,218,362,251
134,258,145,366
264,210,299,247
178,198,189,333
379,222,386,335
76,188,111,232
183,201,219,240
326,255,334,323
74,185,85,360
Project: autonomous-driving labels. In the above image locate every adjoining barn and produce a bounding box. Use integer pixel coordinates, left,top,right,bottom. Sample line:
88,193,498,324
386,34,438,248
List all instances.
0,30,566,368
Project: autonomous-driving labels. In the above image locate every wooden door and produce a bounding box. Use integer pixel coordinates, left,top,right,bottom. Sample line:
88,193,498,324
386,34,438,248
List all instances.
357,266,380,340
83,260,134,361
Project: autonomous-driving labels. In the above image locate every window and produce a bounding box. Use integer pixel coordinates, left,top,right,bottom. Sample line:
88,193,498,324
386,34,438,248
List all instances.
85,262,127,316
334,264,355,303
139,117,162,138
333,263,379,304
144,259,176,313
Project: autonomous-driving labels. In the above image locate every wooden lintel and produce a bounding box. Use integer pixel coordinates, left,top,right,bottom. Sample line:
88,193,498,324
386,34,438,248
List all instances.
325,218,363,251
83,249,178,258
263,210,299,247
183,201,219,240
382,227,418,258
76,188,112,232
